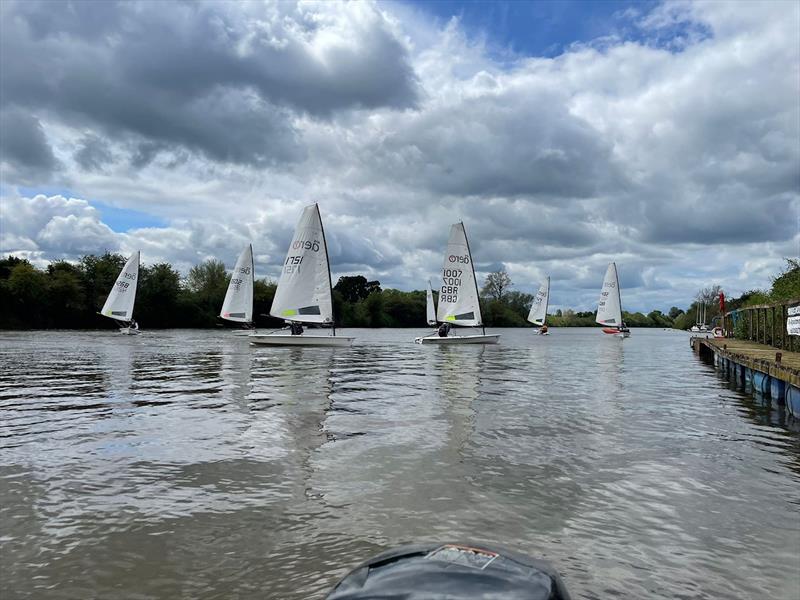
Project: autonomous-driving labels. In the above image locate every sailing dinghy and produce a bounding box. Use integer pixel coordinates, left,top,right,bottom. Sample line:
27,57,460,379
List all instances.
415,222,499,345
220,244,255,335
100,251,141,335
250,204,353,347
596,262,630,338
527,276,550,335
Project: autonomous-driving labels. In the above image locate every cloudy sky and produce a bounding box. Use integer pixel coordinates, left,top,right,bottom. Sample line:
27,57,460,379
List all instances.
1,0,797,312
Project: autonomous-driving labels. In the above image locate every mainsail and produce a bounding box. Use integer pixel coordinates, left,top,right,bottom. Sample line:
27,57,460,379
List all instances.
426,280,437,326
527,276,550,326
596,262,623,327
436,222,482,327
101,251,140,322
220,244,254,323
270,204,334,324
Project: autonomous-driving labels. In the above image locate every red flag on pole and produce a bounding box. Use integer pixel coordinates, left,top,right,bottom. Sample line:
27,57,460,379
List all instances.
719,291,725,313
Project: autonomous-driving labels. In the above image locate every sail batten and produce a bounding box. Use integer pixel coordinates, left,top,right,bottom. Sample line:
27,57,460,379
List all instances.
270,204,334,325
220,244,254,323
527,276,550,326
596,262,623,326
436,222,482,327
101,251,140,323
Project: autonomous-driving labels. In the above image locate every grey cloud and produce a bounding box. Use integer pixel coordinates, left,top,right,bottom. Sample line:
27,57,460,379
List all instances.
74,134,113,172
365,90,623,199
634,184,795,245
0,1,418,168
0,107,59,179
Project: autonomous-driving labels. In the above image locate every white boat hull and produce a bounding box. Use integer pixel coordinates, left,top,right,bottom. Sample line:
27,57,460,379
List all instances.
119,327,140,335
249,333,354,347
415,333,500,345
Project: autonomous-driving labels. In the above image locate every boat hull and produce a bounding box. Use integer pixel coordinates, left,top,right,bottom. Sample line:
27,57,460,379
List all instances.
602,328,630,338
249,333,354,347
415,334,500,345
119,327,140,335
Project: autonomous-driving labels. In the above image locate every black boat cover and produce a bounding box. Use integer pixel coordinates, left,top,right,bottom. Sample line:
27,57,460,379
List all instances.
326,542,572,600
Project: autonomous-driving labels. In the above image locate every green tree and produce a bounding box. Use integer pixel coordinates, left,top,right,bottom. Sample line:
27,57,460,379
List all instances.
481,270,512,301
137,263,181,327
7,262,48,326
253,278,280,327
79,252,126,315
184,259,229,325
334,275,381,303
771,258,800,300
47,261,86,326
186,259,228,297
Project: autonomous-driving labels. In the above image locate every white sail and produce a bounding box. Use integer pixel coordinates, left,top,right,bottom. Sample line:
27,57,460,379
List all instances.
220,244,254,323
426,280,437,326
527,276,550,326
596,262,623,327
436,222,482,327
270,204,333,324
101,251,140,323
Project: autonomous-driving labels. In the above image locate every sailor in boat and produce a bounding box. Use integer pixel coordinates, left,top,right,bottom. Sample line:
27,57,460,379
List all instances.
289,321,304,336
129,319,139,331
539,324,548,335
438,322,451,337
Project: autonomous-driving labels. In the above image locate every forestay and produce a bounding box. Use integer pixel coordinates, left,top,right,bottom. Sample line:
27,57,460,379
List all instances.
101,251,140,322
270,204,333,324
527,276,550,326
220,244,254,323
596,262,623,326
426,281,437,326
436,223,482,327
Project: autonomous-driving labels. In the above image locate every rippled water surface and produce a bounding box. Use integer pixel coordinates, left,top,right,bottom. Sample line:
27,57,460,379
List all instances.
2,328,799,599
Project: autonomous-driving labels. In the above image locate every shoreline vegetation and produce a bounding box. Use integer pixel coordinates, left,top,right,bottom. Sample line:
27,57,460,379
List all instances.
1,254,797,331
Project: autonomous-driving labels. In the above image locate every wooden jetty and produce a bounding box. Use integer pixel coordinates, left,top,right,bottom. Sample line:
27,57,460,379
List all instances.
692,336,800,417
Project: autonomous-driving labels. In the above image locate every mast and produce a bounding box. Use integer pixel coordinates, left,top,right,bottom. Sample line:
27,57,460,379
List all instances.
613,262,623,328
544,276,550,326
461,221,485,335
317,203,336,336
249,243,254,326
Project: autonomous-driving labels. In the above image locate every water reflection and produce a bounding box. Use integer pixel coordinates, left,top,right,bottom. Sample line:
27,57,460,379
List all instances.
1,329,799,600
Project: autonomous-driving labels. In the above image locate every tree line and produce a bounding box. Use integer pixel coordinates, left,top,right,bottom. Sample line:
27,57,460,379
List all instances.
1,253,687,330
669,259,800,331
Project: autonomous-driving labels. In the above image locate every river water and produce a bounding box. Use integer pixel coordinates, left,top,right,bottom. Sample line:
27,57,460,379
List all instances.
1,328,798,599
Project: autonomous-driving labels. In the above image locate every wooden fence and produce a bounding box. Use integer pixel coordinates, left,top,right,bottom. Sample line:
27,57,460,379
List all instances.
728,298,800,351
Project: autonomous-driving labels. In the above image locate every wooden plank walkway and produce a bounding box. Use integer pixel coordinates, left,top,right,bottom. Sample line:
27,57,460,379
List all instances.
692,337,800,387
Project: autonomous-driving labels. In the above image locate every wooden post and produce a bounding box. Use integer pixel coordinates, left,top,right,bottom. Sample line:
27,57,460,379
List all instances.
754,308,758,342
772,306,776,348
783,303,787,350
